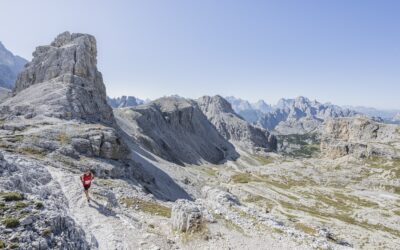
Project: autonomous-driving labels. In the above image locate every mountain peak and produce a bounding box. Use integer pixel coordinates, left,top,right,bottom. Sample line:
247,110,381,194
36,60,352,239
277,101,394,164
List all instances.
2,32,114,124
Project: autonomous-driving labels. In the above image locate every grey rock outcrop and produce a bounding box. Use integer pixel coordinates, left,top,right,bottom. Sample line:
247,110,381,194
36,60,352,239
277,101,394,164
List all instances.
0,42,28,89
107,96,145,108
320,117,400,159
197,96,277,151
172,200,203,233
0,153,92,249
114,96,238,165
1,32,114,124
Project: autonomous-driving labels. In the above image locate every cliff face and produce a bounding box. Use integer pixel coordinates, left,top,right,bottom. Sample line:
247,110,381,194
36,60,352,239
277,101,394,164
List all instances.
2,32,113,124
115,96,238,165
320,117,400,159
197,95,277,151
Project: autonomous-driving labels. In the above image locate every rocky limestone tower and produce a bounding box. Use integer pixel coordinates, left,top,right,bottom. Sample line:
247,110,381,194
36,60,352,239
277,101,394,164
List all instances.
3,31,114,124
197,95,277,151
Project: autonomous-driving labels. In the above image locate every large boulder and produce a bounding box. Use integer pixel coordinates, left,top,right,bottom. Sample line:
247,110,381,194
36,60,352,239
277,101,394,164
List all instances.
171,199,203,233
1,32,114,125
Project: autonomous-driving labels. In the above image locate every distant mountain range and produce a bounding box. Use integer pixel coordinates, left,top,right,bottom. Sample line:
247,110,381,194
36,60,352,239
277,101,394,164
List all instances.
0,41,27,89
107,96,145,108
225,96,399,134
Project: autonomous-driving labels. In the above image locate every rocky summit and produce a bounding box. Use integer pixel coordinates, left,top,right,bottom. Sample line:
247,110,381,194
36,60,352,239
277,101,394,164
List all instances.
197,95,277,151
1,32,113,124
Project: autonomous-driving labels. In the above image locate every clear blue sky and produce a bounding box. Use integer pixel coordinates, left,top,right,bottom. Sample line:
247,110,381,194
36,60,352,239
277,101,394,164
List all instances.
1,0,399,109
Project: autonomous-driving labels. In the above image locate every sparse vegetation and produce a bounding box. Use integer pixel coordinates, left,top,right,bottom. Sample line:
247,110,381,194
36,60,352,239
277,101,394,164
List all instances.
202,167,218,176
42,228,52,237
57,132,70,145
9,243,19,249
17,146,46,157
35,202,44,209
253,155,274,165
3,217,20,228
1,192,24,202
231,173,257,183
213,213,246,235
120,197,171,218
15,201,28,209
295,223,317,235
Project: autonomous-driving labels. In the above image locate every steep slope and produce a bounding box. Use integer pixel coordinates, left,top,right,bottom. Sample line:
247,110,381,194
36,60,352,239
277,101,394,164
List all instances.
0,42,28,89
2,32,113,125
197,95,277,151
107,95,145,108
114,96,238,165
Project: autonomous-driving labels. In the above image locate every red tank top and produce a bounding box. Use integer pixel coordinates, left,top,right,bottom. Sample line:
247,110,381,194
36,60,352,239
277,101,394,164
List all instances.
82,174,92,186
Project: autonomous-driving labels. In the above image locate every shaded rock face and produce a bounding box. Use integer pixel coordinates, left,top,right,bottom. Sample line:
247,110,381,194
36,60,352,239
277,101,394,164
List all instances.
320,117,400,159
197,96,277,151
172,200,203,233
0,42,28,89
107,96,144,108
1,32,114,124
115,96,238,165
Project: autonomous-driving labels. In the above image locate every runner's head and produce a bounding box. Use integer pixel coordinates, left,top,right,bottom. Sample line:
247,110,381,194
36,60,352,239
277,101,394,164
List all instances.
85,168,91,174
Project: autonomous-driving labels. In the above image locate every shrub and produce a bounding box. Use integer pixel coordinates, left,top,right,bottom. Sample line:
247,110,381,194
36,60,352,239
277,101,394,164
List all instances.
10,243,19,249
42,228,52,237
35,202,44,209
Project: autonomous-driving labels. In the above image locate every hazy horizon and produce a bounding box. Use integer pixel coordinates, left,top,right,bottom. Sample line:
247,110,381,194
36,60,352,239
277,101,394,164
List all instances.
1,0,399,109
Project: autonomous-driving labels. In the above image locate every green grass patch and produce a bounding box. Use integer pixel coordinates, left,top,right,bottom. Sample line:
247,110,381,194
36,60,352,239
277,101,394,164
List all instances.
3,217,20,228
202,167,218,176
253,155,275,165
231,173,257,183
295,223,317,235
9,243,18,249
1,192,24,202
120,197,171,218
14,201,28,209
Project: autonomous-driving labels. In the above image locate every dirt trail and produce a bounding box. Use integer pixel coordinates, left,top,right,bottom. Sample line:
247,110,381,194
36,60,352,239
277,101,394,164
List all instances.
47,167,145,250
